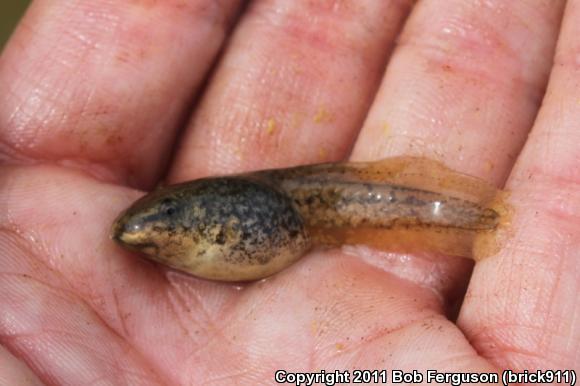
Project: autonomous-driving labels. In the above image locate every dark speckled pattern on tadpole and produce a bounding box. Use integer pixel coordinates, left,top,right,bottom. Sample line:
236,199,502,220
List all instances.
184,178,308,265
112,157,502,281
112,176,311,281
278,179,498,230
259,165,499,231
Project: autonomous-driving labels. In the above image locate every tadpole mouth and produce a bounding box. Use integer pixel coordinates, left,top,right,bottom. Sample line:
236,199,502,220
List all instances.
110,210,145,245
111,222,156,254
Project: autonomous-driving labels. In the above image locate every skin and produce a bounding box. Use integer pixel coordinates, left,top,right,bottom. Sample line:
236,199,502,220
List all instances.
0,0,578,384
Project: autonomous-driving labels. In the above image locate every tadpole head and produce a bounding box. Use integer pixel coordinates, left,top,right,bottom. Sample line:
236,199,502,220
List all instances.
110,177,310,281
111,189,185,255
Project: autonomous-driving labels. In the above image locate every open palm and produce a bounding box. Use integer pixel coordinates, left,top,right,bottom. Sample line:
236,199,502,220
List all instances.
1,1,578,384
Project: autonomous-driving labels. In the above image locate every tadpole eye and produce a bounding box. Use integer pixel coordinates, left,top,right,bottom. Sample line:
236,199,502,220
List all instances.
160,198,177,216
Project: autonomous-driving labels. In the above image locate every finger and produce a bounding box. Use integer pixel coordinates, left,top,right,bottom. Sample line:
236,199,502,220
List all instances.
0,345,43,386
458,0,580,370
346,0,565,313
0,0,242,188
169,0,414,181
352,0,564,185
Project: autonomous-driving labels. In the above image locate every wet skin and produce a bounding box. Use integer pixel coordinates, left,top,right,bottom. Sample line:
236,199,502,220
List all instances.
112,157,501,281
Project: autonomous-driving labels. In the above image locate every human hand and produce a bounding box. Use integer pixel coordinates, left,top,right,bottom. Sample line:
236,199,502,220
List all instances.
0,1,577,384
